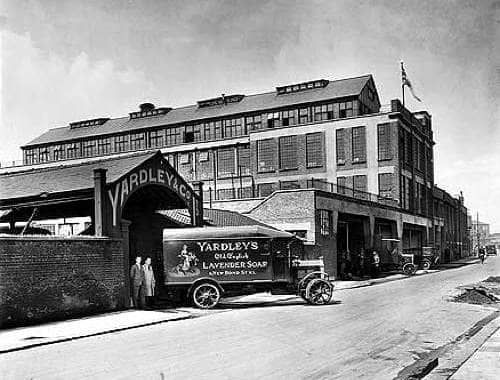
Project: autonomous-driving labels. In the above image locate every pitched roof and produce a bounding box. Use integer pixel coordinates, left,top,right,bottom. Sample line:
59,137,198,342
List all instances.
0,151,156,201
24,75,373,146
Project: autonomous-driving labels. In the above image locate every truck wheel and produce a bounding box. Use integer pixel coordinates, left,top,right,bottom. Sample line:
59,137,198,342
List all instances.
403,263,416,275
421,260,431,270
192,283,220,309
306,279,333,305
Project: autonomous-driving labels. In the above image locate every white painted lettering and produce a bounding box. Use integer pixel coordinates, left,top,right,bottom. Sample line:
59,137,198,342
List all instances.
139,169,148,184
107,184,121,226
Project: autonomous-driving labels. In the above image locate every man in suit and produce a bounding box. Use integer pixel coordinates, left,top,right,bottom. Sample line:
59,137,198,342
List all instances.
130,256,143,308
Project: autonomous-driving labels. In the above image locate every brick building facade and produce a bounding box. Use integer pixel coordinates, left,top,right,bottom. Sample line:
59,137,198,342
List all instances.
11,73,469,276
20,75,434,218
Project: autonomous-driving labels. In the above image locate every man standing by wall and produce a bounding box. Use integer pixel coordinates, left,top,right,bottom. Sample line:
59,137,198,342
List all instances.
130,256,143,308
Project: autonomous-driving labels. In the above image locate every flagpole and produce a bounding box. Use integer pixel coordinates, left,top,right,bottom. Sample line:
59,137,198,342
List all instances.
401,61,405,107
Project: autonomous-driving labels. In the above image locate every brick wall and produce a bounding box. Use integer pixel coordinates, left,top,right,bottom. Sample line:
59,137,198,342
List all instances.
0,236,126,328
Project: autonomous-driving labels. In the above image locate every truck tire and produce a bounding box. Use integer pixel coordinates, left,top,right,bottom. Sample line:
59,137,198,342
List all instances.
192,282,220,309
305,278,333,305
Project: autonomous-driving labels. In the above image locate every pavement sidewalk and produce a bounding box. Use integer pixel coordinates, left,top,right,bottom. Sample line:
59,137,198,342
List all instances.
0,256,479,354
0,309,193,354
450,325,500,380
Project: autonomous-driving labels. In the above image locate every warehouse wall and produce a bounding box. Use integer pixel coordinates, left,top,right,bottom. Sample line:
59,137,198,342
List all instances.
0,236,126,328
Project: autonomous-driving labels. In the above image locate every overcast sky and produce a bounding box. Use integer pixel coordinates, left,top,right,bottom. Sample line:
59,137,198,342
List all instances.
1,0,499,228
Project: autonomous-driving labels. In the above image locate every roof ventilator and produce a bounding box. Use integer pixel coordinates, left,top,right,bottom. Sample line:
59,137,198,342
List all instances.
276,79,329,95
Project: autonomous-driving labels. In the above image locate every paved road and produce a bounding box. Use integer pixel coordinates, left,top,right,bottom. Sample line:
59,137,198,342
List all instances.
1,257,499,380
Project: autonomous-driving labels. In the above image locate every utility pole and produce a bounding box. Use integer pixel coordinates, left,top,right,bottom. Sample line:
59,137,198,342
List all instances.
476,211,480,255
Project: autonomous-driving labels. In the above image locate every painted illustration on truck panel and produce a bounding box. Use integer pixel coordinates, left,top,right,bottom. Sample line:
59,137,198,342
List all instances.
169,244,201,277
164,238,272,284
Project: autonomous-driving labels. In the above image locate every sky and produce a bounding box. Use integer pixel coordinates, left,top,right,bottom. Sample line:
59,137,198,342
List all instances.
0,0,499,228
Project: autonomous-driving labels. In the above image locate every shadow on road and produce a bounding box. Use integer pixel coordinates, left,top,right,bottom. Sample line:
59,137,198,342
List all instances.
216,299,342,310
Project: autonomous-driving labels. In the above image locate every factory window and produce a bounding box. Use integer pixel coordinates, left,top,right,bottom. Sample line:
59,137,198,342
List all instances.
214,120,223,140
237,145,251,175
203,121,222,141
401,176,411,210
377,123,392,160
418,142,425,172
337,176,347,195
166,127,181,146
279,135,298,170
149,130,164,148
223,118,244,138
353,175,368,198
257,139,276,172
313,104,334,121
203,122,213,141
67,143,81,158
299,108,310,124
426,147,433,177
378,173,393,198
82,140,96,157
53,145,65,161
130,133,146,150
352,126,366,163
97,137,111,155
336,129,346,165
319,209,332,236
184,124,202,143
415,182,422,214
25,149,37,165
114,135,129,153
267,112,281,128
246,115,262,131
412,136,418,168
217,147,235,178
404,130,412,165
339,101,353,118
258,183,275,197
306,132,323,168
39,148,50,163
281,110,296,127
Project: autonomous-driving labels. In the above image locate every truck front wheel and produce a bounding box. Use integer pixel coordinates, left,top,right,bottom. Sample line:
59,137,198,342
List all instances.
192,283,220,309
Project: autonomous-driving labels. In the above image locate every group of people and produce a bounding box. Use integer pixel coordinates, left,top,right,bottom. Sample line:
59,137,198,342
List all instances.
339,249,380,280
130,256,156,309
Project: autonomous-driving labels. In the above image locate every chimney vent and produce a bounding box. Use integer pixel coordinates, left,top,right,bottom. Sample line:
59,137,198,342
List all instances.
139,103,155,112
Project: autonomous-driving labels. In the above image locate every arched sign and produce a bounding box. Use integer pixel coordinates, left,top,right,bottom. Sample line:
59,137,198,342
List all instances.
107,154,201,226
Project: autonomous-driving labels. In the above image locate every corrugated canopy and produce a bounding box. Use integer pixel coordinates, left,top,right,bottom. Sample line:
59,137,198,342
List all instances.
0,151,156,202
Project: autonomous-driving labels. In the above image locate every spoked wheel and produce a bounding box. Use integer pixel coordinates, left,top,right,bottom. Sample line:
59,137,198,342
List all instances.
192,283,220,309
305,279,334,305
421,260,431,270
402,263,417,276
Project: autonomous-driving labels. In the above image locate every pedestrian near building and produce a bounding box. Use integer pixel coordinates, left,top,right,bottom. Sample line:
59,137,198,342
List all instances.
141,257,156,309
478,247,486,264
130,256,143,308
371,250,380,278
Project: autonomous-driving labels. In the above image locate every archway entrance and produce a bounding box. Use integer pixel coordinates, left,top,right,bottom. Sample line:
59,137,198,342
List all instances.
122,184,191,295
96,151,204,304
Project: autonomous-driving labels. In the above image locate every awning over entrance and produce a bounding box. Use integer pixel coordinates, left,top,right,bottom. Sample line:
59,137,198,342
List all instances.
0,151,203,232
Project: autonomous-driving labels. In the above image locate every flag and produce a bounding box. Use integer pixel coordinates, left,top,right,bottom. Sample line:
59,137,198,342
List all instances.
401,62,422,102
